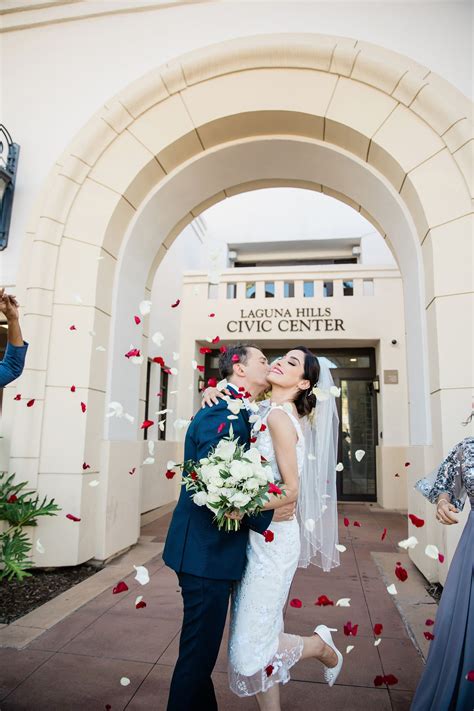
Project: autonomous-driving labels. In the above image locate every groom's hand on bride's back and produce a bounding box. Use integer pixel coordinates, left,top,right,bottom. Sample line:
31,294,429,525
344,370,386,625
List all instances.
273,502,297,522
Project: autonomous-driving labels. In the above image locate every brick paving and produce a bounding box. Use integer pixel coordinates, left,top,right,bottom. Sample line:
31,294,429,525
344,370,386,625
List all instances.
0,504,425,710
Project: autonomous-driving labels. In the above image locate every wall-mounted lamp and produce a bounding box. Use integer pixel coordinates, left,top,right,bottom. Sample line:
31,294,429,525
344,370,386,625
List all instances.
0,125,20,251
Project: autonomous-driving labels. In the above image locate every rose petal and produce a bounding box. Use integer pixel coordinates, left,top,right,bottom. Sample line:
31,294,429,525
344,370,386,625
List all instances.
335,598,350,607
171,299,180,308
425,544,439,560
70,385,76,393
315,595,334,606
140,419,154,429
374,638,382,646
343,517,350,527
353,521,361,527
113,581,129,594
398,536,418,549
304,518,315,532
139,300,152,316
165,469,176,479
374,623,383,635
263,530,274,543
133,565,150,585
134,315,141,325
14,394,21,400
66,513,81,522
290,598,302,608
209,313,215,318
265,664,274,677
395,564,408,582
129,467,136,476
355,449,365,461
151,332,164,347
425,618,435,626
346,645,354,654
81,402,86,413
335,544,347,552
82,462,91,470
36,539,45,554
387,584,398,595
438,553,445,563
465,671,474,682
408,514,425,528
120,677,131,686
424,631,435,641
381,528,387,541
89,480,99,487
336,463,344,471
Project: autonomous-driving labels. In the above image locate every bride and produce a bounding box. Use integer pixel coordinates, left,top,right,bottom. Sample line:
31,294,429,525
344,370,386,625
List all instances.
202,347,343,710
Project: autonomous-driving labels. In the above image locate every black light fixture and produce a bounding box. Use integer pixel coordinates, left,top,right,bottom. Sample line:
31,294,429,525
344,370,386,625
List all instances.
0,125,20,251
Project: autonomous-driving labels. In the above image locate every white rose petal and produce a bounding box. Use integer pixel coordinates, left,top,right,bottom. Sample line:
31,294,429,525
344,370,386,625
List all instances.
355,449,365,462
321,504,328,513
193,491,208,506
158,420,166,431
151,331,164,347
425,544,440,560
166,460,176,470
227,415,238,420
387,583,398,595
89,480,100,487
336,463,344,472
133,565,150,586
142,457,155,465
170,367,178,376
139,300,152,316
336,598,351,607
335,544,347,553
96,346,106,352
304,518,315,532
346,645,354,654
312,387,330,401
191,360,198,370
374,638,382,646
398,536,418,550
135,595,143,606
172,352,180,361
36,539,45,554
120,677,131,687
330,385,341,397
148,441,155,456
227,400,244,415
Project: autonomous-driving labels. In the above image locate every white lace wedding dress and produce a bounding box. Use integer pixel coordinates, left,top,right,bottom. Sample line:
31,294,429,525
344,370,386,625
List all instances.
228,403,306,696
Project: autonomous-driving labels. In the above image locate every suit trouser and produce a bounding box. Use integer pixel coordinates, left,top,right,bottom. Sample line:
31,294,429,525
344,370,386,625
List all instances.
167,572,233,711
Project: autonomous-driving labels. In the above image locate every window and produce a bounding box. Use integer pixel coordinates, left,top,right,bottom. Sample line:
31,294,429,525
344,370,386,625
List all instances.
323,281,333,297
265,281,275,297
246,282,256,298
363,279,374,296
303,281,314,298
208,283,218,299
227,283,237,299
158,369,169,441
343,280,354,296
284,281,294,298
144,359,152,441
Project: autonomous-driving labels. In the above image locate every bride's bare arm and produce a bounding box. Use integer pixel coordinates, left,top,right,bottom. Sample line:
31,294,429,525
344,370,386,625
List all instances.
261,409,299,511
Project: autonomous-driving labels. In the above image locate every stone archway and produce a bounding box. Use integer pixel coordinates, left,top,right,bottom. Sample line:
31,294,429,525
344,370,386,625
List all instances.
7,33,472,575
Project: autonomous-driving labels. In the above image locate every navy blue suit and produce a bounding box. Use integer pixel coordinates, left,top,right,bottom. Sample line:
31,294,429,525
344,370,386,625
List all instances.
163,390,273,710
0,341,28,388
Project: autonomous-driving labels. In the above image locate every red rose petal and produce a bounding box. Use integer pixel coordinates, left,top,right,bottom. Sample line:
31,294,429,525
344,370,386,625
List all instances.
381,527,387,541
66,513,81,522
165,469,176,480
14,394,21,400
404,462,410,467
384,674,398,686
26,399,35,407
425,618,435,626
81,402,86,413
199,347,212,355
196,365,205,372
395,564,408,582
231,355,240,362
395,473,400,477
212,336,220,344
315,594,334,607
129,467,136,476
70,385,76,392
217,423,226,433
343,517,350,527
69,325,76,331
438,553,445,563
7,494,18,503
134,315,141,325
260,424,267,432
374,623,383,635
343,621,359,636
265,664,274,677
171,299,181,308
408,513,425,527
219,345,227,353
125,348,141,359
250,436,257,443
290,598,302,608
152,356,165,366
209,313,215,318
374,675,385,687
140,419,154,429
207,377,217,387
263,530,274,543
135,600,147,609
112,581,129,594
424,632,435,641
353,521,361,527
466,671,474,682
190,471,197,481
82,462,90,470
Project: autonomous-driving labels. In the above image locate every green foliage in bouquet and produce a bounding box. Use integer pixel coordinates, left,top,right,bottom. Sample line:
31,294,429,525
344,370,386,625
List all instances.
0,472,61,581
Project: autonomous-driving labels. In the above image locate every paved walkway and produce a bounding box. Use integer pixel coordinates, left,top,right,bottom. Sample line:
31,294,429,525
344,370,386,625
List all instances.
0,504,426,710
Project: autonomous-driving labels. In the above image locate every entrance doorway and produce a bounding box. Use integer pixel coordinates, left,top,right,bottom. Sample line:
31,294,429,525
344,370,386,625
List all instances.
204,347,378,502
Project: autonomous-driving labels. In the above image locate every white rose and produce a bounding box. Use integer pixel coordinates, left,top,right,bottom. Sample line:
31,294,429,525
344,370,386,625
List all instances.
244,447,263,466
230,460,253,481
215,439,237,461
229,491,252,507
242,477,260,492
193,491,208,506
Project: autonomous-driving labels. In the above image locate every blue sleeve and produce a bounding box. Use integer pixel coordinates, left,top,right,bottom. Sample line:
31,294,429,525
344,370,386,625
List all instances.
193,402,246,461
0,341,28,388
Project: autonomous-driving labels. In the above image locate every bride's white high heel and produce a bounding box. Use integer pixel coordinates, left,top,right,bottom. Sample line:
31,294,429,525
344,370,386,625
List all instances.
313,624,343,687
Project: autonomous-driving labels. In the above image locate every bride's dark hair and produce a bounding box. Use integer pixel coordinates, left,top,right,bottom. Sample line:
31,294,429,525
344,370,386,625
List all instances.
292,347,320,417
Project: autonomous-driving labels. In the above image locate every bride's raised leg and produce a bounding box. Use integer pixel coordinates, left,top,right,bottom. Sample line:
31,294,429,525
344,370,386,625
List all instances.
256,683,281,711
300,632,338,666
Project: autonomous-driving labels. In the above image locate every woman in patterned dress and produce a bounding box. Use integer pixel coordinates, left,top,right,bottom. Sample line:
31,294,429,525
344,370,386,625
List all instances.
411,428,474,711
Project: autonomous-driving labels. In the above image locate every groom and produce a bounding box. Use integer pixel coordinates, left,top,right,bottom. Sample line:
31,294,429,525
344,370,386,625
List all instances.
163,344,295,710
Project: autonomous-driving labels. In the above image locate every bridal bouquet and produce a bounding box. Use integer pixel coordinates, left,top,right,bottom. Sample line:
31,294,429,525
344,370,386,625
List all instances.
181,428,283,531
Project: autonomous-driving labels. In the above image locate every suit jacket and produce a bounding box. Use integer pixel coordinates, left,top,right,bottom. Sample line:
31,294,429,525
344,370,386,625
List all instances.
0,341,28,388
163,390,273,580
